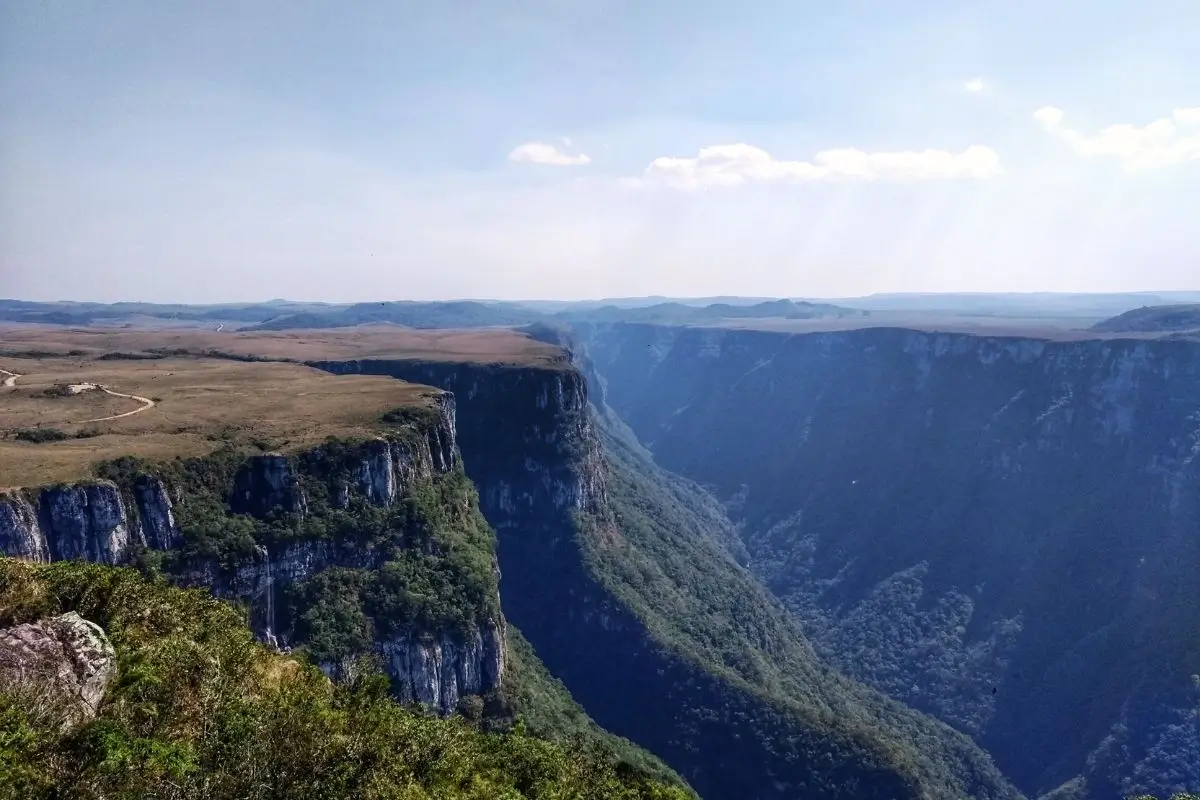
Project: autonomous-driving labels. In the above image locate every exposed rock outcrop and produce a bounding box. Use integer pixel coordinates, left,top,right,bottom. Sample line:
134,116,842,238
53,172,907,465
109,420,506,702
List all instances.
0,612,116,729
354,439,396,505
231,454,308,517
0,396,502,718
377,621,506,714
313,362,601,517
133,474,178,550
1,481,162,566
305,356,1018,800
39,482,134,564
0,491,48,562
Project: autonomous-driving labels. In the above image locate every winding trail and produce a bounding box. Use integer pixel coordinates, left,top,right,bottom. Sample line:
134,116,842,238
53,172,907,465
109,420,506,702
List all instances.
78,387,156,423
0,368,20,388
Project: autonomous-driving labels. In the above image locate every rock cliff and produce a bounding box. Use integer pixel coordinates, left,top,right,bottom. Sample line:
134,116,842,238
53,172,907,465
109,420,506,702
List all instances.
0,491,48,562
0,394,503,717
579,322,1200,799
1,482,134,564
311,355,1018,800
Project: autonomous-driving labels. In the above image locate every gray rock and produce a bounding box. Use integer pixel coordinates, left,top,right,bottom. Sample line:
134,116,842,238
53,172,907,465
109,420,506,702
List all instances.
134,474,178,550
39,482,136,564
0,491,49,562
377,618,506,715
0,612,117,729
355,439,397,505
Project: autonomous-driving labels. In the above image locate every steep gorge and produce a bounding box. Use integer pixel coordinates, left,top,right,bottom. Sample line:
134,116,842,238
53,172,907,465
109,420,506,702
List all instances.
316,355,1019,800
579,322,1200,800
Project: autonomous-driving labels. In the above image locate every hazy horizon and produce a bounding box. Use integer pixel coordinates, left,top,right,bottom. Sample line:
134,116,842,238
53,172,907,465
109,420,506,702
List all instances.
4,289,1200,309
3,2,1198,303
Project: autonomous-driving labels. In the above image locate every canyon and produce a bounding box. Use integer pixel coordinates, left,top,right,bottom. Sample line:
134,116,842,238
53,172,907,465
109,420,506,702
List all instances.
2,319,1196,799
578,322,1200,799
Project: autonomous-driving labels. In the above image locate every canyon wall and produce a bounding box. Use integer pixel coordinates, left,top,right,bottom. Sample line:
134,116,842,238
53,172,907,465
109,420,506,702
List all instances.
580,323,1200,799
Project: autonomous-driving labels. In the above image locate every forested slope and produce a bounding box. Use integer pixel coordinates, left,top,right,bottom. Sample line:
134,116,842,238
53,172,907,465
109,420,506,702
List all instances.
0,559,690,800
580,322,1200,799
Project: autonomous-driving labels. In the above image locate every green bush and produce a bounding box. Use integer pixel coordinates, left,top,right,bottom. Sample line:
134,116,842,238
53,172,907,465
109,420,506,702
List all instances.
0,559,691,800
13,428,69,443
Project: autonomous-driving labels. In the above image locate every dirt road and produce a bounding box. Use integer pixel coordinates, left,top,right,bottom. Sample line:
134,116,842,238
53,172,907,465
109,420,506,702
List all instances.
78,387,156,423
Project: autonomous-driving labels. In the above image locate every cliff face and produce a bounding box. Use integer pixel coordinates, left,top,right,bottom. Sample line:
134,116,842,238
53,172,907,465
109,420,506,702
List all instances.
2,483,133,565
0,394,503,717
0,492,48,562
579,322,1200,799
312,357,1017,800
230,454,309,518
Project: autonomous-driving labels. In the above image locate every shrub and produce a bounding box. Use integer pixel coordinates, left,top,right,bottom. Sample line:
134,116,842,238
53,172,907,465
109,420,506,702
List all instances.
13,428,69,443
0,559,692,800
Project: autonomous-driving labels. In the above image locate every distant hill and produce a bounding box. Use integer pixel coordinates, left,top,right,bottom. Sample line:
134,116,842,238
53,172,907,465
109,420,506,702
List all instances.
0,299,335,327
559,298,864,324
1092,304,1200,333
833,292,1200,318
1,298,864,331
510,296,785,312
243,300,547,330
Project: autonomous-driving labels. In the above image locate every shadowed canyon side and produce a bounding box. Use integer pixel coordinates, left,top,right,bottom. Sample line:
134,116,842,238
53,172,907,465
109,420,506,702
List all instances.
313,356,1020,800
578,322,1200,800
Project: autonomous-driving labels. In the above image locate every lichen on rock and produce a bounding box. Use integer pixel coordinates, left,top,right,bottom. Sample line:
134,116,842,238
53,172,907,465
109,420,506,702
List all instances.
0,611,116,730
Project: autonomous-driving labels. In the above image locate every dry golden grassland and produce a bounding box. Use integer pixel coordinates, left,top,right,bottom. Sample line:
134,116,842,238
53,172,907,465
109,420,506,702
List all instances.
0,324,565,487
0,355,437,488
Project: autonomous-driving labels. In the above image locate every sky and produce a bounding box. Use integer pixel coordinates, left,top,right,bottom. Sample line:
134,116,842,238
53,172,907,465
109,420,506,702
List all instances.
2,0,1199,303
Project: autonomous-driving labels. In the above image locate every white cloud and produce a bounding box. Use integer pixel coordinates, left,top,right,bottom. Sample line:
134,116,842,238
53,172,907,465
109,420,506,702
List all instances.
964,78,985,93
508,141,591,166
642,143,1002,188
1034,105,1200,170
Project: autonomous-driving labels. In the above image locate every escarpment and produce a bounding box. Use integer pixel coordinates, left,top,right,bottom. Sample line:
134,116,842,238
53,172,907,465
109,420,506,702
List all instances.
0,393,504,716
1,476,180,565
579,322,1200,800
312,356,1019,800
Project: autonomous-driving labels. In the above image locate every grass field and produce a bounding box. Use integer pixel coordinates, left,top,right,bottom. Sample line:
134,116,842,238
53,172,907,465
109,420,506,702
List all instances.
0,355,445,488
0,324,565,365
0,324,567,488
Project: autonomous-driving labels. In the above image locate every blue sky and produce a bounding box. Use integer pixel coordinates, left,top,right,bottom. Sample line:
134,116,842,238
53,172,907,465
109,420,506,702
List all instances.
2,0,1198,302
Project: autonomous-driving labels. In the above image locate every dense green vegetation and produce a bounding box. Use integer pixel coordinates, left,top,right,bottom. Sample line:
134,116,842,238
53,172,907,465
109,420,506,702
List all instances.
579,321,1200,798
12,427,70,443
81,419,684,787
582,421,1017,799
352,355,1021,799
0,559,689,800
495,629,686,789
97,431,500,640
